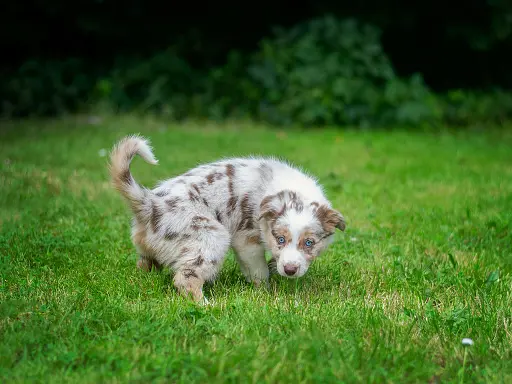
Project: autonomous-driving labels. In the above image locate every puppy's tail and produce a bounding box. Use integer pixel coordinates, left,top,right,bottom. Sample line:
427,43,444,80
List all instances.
109,135,158,213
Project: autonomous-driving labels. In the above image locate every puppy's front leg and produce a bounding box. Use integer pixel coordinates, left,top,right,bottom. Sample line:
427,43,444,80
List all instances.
232,236,269,287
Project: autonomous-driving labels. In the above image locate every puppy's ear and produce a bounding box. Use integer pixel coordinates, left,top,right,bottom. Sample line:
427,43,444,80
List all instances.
315,205,346,232
258,193,285,222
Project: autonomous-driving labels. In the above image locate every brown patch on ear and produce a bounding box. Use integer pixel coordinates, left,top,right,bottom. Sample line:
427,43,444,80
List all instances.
259,190,305,223
259,194,285,222
316,205,346,232
246,234,261,244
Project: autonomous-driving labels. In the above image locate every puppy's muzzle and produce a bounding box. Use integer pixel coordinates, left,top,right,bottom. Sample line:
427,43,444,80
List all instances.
283,263,299,276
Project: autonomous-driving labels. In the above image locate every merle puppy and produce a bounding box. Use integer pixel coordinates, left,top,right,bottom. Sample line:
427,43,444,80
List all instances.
110,135,346,303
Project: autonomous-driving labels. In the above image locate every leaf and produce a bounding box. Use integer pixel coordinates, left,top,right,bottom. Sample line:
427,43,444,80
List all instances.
485,270,500,285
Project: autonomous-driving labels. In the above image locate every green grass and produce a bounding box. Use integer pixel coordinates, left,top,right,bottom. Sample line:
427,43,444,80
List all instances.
1,116,511,383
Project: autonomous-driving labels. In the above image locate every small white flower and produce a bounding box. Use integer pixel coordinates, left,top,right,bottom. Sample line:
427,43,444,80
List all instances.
98,149,107,157
350,237,358,242
462,338,474,346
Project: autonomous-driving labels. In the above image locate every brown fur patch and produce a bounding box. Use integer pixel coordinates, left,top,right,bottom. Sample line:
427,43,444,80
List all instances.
292,199,304,212
150,202,164,232
276,190,304,212
194,255,204,266
192,183,201,194
246,234,261,244
183,269,198,279
310,201,319,209
315,205,346,232
259,194,286,223
215,210,223,223
120,169,132,185
226,164,235,178
238,194,254,230
202,198,209,207
225,164,238,215
165,197,180,211
206,172,224,184
188,190,200,203
181,247,190,256
164,230,180,241
227,196,237,215
191,215,217,231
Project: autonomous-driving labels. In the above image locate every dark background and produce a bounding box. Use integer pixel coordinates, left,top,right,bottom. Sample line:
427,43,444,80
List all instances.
1,0,511,124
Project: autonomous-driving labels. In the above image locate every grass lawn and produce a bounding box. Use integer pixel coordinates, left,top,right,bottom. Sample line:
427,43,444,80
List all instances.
1,116,511,383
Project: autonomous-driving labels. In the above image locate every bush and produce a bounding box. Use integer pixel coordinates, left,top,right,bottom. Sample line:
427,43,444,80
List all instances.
0,59,93,117
247,15,442,127
1,15,512,128
440,89,512,126
92,49,203,119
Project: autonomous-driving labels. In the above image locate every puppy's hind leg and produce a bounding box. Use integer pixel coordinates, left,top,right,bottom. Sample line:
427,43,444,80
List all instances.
137,256,162,272
132,223,161,272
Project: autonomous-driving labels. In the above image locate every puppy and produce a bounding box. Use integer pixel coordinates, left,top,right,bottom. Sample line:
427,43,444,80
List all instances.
109,135,346,303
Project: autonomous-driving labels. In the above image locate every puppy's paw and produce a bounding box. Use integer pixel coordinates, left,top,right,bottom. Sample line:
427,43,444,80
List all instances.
252,278,270,290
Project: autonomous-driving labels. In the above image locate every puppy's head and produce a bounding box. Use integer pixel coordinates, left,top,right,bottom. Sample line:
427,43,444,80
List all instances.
258,190,345,278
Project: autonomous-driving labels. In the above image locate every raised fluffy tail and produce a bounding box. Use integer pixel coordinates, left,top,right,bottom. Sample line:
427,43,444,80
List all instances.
109,135,158,212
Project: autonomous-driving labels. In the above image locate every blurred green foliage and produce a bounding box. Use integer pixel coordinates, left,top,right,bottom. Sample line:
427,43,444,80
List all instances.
1,15,511,127
247,16,441,126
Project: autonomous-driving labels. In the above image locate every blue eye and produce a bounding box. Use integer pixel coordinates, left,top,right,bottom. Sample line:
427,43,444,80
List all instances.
277,236,285,244
305,239,314,247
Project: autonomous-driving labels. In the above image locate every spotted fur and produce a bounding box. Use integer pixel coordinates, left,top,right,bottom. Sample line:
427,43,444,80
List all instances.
109,135,346,303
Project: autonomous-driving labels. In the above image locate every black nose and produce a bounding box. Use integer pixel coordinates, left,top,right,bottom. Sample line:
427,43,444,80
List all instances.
284,264,298,276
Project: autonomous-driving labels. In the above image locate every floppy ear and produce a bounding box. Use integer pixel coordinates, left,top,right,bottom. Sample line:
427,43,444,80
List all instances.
258,193,286,222
315,205,346,232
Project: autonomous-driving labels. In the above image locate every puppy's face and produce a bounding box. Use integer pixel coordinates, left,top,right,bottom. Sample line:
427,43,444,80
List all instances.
259,191,345,278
